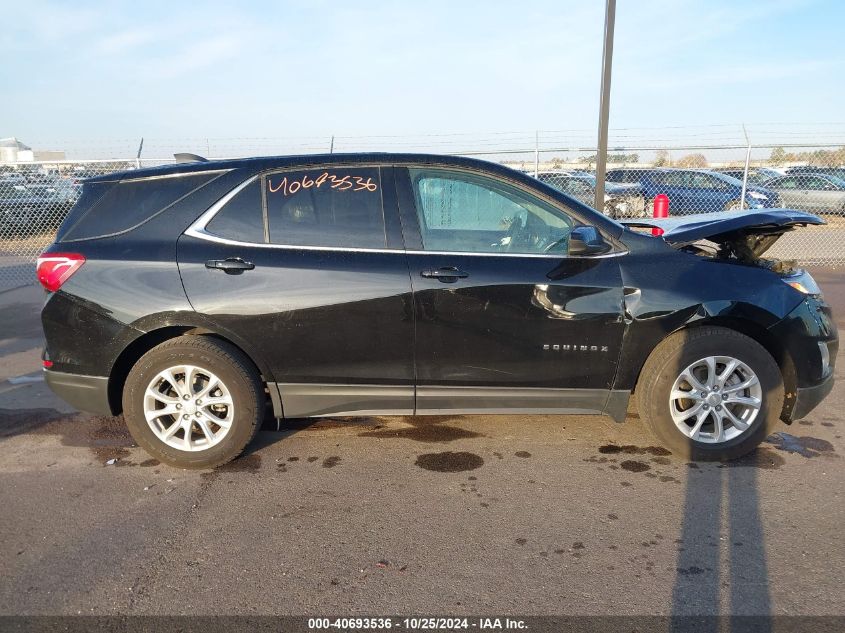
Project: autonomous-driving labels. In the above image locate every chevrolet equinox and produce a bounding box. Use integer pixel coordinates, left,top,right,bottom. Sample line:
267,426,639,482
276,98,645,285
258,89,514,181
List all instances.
37,154,837,468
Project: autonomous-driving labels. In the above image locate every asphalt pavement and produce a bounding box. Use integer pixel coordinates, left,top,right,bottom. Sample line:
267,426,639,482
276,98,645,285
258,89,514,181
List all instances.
0,272,843,618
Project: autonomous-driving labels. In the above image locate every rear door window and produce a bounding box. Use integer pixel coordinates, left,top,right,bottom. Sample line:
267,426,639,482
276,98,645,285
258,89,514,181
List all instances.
265,167,386,249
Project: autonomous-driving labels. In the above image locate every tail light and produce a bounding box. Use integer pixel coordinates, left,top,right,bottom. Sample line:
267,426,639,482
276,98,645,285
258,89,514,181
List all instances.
36,253,86,292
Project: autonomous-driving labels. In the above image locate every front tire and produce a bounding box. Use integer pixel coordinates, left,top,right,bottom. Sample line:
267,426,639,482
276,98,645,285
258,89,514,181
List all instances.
636,326,783,461
122,336,264,469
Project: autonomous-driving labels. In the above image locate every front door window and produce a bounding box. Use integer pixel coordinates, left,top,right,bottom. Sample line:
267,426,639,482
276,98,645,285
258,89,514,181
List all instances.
408,168,574,255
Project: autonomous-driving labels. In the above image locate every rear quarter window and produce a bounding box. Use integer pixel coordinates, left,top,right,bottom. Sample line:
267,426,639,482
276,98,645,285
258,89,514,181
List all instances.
204,179,265,243
60,172,221,241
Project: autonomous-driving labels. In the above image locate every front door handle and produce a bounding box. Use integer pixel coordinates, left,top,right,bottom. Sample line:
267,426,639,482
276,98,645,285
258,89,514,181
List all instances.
205,258,255,274
421,267,469,283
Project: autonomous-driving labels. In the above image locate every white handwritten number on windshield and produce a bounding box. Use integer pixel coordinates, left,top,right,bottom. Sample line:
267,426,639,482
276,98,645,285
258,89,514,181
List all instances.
267,172,378,196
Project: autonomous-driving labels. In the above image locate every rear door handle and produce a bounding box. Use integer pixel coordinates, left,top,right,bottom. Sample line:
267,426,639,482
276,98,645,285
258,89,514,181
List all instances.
205,258,255,274
421,267,469,283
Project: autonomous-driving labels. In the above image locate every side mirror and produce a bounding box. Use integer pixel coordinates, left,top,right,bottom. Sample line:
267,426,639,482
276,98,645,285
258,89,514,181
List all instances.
569,226,612,256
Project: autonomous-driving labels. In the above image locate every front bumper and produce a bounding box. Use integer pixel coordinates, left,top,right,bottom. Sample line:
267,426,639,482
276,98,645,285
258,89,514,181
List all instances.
791,372,835,421
771,295,838,422
44,369,112,415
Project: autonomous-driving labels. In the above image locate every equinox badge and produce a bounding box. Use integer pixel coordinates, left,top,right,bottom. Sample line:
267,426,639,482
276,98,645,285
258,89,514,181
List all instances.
543,344,609,352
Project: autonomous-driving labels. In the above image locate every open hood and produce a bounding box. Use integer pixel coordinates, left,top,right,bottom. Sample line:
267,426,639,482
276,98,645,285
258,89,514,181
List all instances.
620,209,824,258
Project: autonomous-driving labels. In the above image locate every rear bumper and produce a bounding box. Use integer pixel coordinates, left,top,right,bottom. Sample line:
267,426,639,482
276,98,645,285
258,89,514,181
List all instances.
789,371,835,422
44,369,112,415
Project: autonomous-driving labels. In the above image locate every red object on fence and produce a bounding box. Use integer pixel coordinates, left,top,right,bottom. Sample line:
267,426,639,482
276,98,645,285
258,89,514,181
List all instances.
652,194,669,236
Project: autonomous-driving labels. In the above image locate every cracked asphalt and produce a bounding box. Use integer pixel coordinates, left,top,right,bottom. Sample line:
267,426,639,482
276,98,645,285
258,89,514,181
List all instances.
0,269,843,617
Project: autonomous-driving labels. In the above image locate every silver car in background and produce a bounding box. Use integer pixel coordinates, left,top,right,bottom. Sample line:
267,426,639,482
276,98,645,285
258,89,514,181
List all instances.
764,173,845,215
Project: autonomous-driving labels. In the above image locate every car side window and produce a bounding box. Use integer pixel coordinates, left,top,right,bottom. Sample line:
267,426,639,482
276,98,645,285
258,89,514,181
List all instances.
561,178,591,197
408,167,574,255
205,179,265,243
654,172,686,187
576,181,593,196
691,173,718,189
265,167,386,249
804,177,829,191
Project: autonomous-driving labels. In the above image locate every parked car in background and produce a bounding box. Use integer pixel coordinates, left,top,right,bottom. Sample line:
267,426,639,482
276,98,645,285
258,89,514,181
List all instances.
38,153,835,467
535,171,646,217
550,168,594,178
764,173,845,215
786,166,845,181
633,169,779,214
0,182,78,235
606,168,654,184
713,167,783,187
0,173,28,186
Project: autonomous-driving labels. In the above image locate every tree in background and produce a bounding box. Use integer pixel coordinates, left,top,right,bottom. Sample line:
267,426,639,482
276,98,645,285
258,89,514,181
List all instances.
578,152,639,165
653,150,670,167
675,153,708,168
767,146,845,166
770,147,787,166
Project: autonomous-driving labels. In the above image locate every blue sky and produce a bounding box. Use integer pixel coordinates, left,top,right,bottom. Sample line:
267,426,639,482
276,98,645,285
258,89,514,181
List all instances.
1,0,844,155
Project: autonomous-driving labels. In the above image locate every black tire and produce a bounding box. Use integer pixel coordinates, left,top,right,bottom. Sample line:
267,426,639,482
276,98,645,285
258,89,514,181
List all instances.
636,326,783,461
122,336,264,469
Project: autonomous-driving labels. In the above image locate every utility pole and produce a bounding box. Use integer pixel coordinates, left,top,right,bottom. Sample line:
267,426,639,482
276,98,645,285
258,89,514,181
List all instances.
594,0,616,211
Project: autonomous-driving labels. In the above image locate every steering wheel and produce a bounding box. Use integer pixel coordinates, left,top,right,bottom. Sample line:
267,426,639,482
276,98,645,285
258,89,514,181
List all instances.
500,212,566,253
543,234,569,253
500,211,529,252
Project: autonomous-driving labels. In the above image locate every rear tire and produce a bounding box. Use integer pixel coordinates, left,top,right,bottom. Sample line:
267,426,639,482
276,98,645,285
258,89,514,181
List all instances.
636,326,783,461
122,336,264,469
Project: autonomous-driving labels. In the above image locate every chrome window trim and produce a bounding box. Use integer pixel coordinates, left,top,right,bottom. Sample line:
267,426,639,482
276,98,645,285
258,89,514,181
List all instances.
185,175,628,259
116,169,231,183
184,174,260,242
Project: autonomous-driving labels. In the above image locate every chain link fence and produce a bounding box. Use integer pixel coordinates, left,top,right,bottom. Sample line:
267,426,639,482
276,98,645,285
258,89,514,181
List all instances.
520,143,845,266
0,159,173,292
2,141,844,292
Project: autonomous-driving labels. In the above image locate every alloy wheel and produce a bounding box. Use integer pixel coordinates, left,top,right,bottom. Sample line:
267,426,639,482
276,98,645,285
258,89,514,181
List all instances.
668,355,762,444
143,364,234,451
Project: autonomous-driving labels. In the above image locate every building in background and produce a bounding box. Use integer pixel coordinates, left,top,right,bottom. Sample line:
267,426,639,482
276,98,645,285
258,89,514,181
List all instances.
0,138,65,162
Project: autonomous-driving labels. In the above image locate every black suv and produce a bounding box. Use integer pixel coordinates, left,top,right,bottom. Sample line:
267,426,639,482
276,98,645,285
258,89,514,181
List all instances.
38,154,837,468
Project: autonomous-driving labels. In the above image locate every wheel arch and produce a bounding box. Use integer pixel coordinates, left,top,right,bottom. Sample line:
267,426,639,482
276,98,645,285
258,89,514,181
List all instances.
107,324,278,416
632,315,797,421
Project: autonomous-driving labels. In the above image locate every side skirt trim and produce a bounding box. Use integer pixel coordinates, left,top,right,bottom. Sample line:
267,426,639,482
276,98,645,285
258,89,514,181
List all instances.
275,383,414,418
273,383,631,420
416,385,623,416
